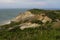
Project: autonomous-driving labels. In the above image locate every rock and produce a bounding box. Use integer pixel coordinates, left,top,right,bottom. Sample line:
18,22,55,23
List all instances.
19,22,41,30
12,11,35,22
42,16,52,23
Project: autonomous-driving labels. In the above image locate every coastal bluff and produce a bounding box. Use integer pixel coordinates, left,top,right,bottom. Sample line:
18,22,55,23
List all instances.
0,9,60,30
10,10,53,30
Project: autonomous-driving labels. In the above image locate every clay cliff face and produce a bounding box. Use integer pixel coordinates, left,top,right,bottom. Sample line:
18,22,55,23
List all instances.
10,11,52,30
12,11,52,24
12,11,35,22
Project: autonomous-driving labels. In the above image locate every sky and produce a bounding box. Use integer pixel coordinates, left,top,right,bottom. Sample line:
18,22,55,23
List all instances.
0,0,60,9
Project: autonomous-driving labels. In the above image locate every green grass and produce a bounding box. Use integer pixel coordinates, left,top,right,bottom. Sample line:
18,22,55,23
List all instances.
0,26,60,40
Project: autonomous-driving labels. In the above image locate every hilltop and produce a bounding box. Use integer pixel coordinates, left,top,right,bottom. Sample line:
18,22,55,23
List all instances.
0,9,60,40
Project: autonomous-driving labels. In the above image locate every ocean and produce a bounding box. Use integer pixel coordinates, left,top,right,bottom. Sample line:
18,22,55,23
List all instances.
0,9,27,25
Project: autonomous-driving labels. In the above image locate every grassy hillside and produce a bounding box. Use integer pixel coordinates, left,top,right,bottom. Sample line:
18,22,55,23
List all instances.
0,26,60,40
0,9,60,40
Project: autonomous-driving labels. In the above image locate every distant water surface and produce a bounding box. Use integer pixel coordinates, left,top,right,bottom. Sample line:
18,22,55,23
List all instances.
0,9,27,25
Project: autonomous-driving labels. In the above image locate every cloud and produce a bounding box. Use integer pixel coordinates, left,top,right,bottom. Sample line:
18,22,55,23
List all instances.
0,0,31,3
0,0,59,4
0,0,47,6
23,2,47,6
0,0,60,8
0,0,16,3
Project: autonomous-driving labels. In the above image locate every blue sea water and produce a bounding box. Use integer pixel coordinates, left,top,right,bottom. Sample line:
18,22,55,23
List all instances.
0,9,27,25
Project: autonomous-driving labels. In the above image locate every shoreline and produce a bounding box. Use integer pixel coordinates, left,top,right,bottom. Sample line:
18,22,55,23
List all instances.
0,20,11,26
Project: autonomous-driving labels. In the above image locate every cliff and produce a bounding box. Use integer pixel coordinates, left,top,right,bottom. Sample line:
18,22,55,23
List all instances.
12,11,52,23
10,10,53,30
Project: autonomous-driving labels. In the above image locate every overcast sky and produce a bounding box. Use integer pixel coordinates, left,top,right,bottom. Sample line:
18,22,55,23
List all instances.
0,0,60,9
